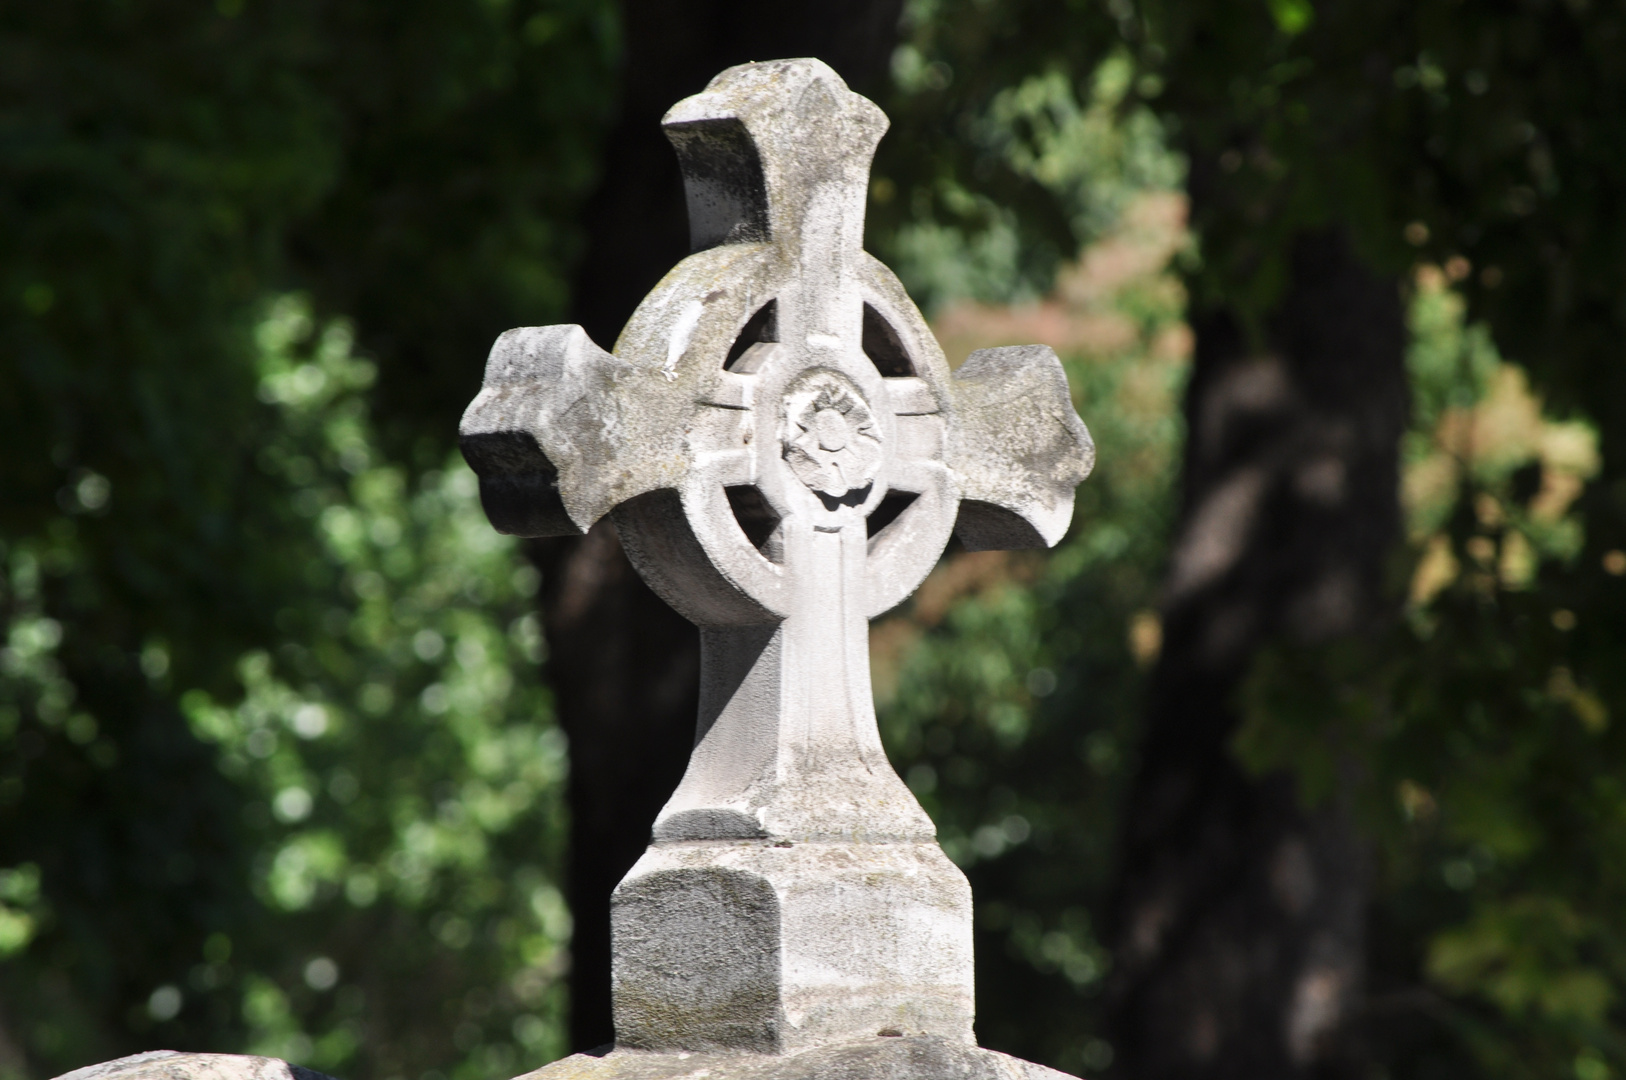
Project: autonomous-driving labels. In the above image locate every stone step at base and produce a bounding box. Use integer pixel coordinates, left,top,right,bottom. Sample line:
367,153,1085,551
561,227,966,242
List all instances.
517,1036,1081,1080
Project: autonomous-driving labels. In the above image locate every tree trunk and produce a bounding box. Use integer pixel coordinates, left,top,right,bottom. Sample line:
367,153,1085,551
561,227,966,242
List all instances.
546,1,902,1050
1107,226,1407,1078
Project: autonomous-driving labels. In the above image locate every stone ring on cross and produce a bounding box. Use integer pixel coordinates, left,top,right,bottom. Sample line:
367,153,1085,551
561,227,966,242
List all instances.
461,59,1093,1057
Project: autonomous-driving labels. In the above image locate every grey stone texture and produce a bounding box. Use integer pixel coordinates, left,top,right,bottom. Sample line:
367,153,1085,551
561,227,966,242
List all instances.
460,58,1094,1056
51,1052,337,1080
514,1036,1077,1080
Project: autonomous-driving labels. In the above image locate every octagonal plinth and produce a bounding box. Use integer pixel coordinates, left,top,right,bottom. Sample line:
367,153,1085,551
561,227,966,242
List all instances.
611,841,973,1054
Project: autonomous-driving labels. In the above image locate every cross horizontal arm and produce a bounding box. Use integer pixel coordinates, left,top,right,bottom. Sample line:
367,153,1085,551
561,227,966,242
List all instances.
947,345,1096,551
459,324,692,537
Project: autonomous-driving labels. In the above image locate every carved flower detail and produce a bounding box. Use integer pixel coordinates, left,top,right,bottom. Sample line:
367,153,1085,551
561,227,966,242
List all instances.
782,372,883,498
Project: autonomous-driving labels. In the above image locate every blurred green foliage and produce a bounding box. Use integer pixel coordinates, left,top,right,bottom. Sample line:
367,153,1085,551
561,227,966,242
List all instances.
1231,268,1624,1078
1,2,612,1077
872,1,1626,1076
186,299,571,1078
877,50,1181,308
2,295,572,1079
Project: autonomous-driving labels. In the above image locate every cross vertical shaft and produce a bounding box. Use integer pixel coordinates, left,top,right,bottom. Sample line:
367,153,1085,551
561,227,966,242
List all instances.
666,523,915,842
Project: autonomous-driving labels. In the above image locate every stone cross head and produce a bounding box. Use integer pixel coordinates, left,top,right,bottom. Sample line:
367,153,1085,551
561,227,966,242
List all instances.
461,58,1093,1057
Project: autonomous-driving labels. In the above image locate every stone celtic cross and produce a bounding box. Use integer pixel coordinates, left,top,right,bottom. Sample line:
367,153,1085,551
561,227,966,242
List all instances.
461,59,1093,1059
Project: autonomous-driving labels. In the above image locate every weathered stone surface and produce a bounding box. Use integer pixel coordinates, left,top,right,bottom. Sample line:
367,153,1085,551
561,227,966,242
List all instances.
459,57,1094,1057
52,1052,337,1080
513,1036,1077,1080
613,841,970,1053
950,346,1096,551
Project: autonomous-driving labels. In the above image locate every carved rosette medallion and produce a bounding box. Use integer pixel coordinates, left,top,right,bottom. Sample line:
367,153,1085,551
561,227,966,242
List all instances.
781,369,883,498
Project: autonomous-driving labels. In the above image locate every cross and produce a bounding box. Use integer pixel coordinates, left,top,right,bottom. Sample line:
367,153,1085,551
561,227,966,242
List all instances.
461,59,1093,1057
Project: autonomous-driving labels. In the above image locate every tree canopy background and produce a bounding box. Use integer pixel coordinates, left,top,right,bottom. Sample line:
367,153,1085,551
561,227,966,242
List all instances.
4,3,1626,1080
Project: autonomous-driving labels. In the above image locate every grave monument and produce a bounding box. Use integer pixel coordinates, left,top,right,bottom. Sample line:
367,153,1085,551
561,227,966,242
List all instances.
460,58,1094,1079
54,56,1095,1080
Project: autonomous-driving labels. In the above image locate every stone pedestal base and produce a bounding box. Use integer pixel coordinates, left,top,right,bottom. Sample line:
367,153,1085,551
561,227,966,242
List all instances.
612,841,973,1054
515,1036,1080,1080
